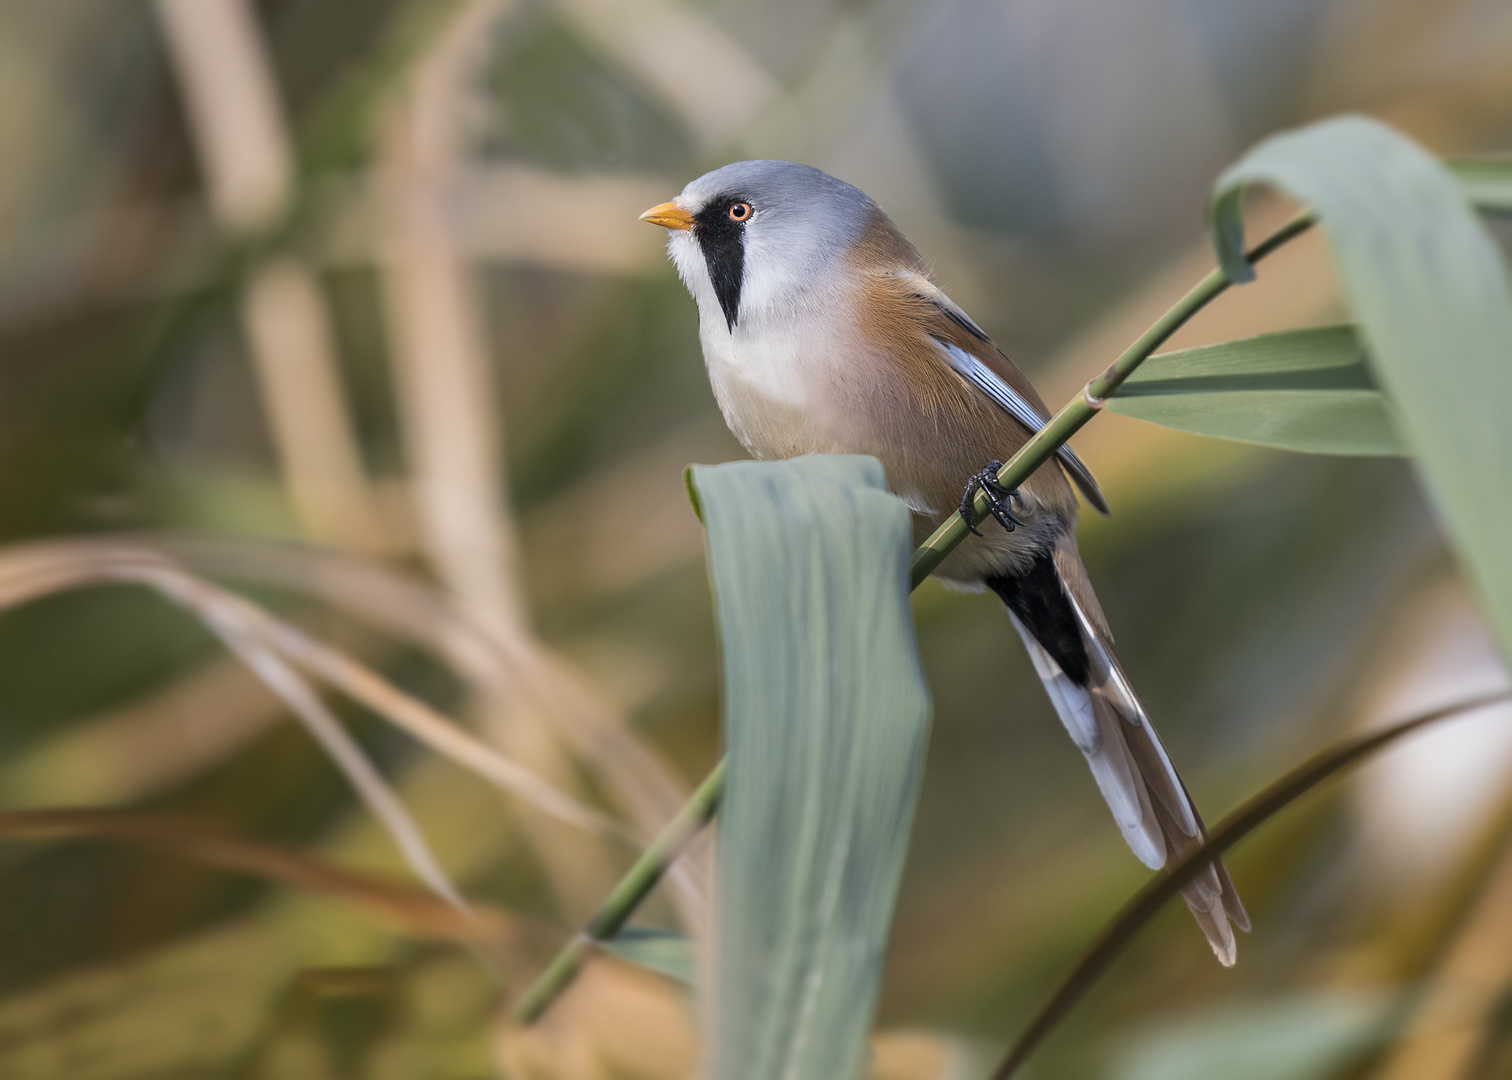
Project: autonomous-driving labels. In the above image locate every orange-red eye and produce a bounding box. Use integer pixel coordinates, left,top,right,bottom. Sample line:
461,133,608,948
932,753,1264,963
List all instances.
728,201,752,222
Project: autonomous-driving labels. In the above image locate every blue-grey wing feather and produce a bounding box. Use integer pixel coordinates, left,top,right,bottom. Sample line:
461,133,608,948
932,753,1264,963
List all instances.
933,338,1108,513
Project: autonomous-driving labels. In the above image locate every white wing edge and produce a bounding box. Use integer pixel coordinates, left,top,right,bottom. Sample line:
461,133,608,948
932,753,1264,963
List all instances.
932,339,1104,506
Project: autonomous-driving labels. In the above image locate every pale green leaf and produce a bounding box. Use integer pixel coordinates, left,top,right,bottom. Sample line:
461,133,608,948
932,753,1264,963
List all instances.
1109,325,1408,456
602,927,695,987
689,455,931,1080
1210,115,1512,656
1115,990,1397,1080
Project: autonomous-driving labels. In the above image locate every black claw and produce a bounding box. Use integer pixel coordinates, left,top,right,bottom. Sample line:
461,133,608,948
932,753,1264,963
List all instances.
959,460,1026,534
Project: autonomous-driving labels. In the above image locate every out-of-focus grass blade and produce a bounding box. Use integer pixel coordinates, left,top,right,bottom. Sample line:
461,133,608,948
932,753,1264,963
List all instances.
1113,991,1397,1080
1452,158,1512,215
689,455,931,1080
1108,325,1408,456
1211,116,1512,655
0,808,515,947
603,927,695,987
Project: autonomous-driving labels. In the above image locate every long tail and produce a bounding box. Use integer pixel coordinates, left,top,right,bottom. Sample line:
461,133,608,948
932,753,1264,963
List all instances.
988,544,1249,964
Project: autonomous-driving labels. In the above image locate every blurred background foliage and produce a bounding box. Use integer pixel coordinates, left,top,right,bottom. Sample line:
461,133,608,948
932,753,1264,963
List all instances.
0,0,1510,1076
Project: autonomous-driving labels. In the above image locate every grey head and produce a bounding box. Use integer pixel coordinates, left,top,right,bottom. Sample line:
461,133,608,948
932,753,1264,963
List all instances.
653,160,879,332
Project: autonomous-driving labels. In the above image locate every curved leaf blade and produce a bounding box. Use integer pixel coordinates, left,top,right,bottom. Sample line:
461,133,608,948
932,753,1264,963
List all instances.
1210,116,1512,655
690,455,931,1080
1109,325,1409,456
603,927,696,987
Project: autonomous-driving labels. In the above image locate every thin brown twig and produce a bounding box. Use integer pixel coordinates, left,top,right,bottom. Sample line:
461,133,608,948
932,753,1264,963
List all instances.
990,689,1512,1080
0,808,519,947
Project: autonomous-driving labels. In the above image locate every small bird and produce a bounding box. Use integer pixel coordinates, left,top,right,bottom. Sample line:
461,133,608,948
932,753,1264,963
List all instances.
641,160,1248,964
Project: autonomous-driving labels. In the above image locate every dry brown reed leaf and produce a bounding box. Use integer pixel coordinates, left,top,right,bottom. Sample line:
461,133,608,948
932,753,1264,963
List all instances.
0,541,622,841
0,543,663,936
251,618,632,843
0,808,519,949
154,534,714,923
120,552,472,914
154,0,388,554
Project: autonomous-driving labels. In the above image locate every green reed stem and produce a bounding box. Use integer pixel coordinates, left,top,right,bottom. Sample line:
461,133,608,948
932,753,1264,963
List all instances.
911,211,1315,586
510,211,1317,1025
511,760,725,1024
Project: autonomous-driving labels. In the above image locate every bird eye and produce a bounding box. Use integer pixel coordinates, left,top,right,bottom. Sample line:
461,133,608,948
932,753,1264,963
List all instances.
728,201,752,222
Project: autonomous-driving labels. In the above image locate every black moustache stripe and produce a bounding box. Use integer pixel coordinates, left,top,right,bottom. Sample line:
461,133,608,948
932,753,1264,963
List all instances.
695,195,748,331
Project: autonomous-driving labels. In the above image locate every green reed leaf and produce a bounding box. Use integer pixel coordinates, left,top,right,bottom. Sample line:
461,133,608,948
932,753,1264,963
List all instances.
689,455,931,1080
1109,325,1408,456
1210,115,1512,656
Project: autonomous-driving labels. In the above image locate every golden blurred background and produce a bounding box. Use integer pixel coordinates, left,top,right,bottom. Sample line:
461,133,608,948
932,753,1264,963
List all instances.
0,0,1510,1076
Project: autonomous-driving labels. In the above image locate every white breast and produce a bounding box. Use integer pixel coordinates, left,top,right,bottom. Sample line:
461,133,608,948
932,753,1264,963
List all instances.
669,229,858,460
701,305,856,459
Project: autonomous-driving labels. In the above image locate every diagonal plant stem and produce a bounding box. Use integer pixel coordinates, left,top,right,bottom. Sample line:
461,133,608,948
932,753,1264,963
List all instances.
510,210,1318,1024
912,210,1315,585
990,689,1512,1080
511,760,725,1023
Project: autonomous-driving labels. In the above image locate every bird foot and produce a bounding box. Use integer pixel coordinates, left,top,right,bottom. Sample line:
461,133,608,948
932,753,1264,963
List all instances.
959,460,1025,535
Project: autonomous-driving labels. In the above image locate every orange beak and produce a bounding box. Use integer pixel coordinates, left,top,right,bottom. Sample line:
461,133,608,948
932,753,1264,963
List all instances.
639,201,695,231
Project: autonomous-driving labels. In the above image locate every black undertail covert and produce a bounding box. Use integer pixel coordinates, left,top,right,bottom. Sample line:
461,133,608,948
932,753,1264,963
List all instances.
987,550,1091,687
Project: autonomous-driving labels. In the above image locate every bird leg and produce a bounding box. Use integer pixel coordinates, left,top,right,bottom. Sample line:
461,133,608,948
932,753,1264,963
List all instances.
959,460,1026,535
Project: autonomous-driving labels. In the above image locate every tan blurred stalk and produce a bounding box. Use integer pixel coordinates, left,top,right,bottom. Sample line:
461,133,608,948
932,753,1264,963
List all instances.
154,0,389,554
377,0,614,920
554,0,776,148
1371,833,1512,1079
376,0,708,937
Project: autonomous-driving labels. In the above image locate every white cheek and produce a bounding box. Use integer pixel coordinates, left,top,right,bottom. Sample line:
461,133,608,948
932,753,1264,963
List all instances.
666,231,699,284
666,232,720,316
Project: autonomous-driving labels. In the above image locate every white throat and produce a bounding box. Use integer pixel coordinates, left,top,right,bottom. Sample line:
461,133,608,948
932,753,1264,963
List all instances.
666,228,859,457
